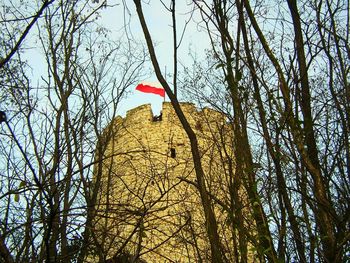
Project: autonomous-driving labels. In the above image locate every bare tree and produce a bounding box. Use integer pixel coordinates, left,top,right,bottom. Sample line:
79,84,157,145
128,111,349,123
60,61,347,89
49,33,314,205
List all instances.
0,0,55,69
1,0,349,262
0,1,146,262
131,1,227,262
181,0,349,261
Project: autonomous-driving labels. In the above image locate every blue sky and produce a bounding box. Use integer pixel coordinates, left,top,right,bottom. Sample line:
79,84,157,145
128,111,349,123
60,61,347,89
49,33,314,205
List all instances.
97,1,209,116
19,1,209,117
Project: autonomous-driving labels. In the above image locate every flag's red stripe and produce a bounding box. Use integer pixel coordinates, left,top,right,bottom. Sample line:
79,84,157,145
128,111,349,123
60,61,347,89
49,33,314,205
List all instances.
136,84,165,97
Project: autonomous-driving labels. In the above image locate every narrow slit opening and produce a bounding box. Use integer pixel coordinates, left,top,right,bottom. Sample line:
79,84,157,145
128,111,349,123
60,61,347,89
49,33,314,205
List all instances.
170,148,176,158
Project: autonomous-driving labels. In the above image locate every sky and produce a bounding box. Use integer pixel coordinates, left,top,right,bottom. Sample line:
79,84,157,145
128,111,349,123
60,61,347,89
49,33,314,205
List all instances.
20,0,210,117
97,1,209,116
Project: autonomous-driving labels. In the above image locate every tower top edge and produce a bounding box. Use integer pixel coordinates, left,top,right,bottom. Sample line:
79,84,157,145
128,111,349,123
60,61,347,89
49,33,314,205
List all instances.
124,102,197,119
111,102,225,126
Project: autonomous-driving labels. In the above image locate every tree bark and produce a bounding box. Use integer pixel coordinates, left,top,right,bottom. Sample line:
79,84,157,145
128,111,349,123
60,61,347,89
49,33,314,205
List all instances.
239,2,307,261
133,1,225,262
286,1,337,261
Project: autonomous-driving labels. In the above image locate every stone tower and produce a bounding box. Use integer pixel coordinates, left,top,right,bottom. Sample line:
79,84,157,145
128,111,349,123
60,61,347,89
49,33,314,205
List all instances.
91,102,254,262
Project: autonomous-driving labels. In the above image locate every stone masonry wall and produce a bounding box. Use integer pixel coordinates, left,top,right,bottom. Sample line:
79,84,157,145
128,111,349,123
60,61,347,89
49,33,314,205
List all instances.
90,102,256,262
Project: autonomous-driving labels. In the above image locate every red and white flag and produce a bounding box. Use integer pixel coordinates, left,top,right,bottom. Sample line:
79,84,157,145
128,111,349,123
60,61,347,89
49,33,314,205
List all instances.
135,82,165,97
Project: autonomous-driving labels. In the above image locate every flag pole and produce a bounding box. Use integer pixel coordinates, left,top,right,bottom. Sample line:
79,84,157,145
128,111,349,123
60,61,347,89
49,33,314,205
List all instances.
164,66,167,102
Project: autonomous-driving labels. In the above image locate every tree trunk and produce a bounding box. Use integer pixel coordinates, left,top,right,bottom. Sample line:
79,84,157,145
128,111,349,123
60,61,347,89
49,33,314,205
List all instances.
133,1,225,262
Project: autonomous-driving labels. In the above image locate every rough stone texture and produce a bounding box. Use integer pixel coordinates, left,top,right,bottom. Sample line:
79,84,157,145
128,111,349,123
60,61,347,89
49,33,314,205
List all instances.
91,102,257,262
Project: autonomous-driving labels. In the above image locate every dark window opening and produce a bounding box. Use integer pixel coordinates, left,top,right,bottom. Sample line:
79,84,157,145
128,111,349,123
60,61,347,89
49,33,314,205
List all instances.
170,148,176,158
